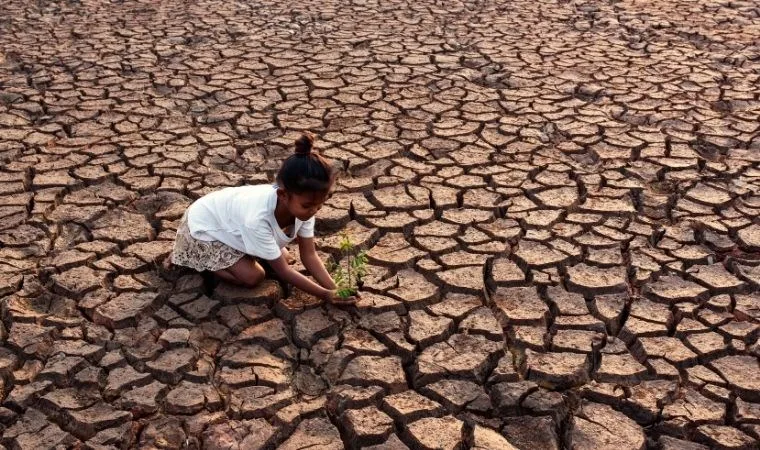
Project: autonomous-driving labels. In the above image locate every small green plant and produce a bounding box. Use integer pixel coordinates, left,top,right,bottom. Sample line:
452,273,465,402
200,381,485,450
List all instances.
330,231,368,298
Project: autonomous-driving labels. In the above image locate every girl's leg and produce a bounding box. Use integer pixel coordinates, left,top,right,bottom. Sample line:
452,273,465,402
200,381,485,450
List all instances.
162,252,174,270
161,251,174,270
214,256,266,287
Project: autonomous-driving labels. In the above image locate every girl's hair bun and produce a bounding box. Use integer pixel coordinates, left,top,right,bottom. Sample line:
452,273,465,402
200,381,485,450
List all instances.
278,132,335,194
294,134,314,155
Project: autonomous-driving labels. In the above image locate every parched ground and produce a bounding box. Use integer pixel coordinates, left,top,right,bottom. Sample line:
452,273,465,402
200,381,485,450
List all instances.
0,0,759,448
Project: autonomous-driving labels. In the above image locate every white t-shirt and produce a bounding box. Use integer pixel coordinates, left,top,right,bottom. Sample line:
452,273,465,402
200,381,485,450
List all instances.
186,184,315,261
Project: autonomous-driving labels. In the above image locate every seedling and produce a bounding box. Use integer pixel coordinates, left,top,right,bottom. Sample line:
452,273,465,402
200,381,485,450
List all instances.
329,231,368,298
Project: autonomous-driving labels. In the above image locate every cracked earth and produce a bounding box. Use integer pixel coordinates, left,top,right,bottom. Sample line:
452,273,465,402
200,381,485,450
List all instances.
0,0,759,448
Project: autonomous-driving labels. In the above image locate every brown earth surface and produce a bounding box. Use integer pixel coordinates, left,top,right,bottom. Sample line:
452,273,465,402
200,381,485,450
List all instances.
0,0,759,448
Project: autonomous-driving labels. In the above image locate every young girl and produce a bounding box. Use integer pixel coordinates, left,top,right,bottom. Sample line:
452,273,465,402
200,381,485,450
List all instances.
170,134,356,305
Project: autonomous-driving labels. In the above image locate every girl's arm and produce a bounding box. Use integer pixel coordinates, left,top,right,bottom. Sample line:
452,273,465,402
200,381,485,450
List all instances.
297,236,336,290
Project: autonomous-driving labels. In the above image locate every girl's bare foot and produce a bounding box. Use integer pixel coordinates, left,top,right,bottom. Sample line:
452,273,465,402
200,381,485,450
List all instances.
162,252,174,271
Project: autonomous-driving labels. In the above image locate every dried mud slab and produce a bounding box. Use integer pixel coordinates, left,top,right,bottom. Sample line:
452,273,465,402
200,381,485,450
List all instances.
0,0,759,448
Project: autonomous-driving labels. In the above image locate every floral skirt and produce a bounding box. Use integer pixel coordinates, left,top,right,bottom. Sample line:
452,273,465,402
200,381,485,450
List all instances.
171,213,245,272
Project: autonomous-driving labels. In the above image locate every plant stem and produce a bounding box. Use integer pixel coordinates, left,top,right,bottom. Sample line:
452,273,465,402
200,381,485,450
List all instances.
346,246,352,292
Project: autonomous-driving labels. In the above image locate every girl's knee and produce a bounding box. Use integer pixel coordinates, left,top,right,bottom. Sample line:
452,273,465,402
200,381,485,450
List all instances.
220,258,266,288
244,261,266,287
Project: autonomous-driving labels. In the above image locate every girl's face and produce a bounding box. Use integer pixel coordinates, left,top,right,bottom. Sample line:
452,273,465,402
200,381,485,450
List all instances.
281,190,330,221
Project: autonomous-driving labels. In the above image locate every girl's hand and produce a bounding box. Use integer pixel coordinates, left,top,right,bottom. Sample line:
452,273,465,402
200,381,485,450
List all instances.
269,254,357,305
325,289,359,305
298,237,339,291
281,247,297,265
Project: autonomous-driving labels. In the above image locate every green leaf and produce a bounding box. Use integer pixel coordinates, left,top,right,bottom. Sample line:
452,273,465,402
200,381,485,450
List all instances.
331,262,350,290
339,231,353,253
352,250,368,282
336,288,355,298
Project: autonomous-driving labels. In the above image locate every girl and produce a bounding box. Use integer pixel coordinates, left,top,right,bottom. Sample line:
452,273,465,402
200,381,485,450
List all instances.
170,134,356,305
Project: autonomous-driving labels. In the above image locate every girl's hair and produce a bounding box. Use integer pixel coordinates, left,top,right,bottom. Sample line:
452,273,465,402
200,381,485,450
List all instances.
276,133,335,194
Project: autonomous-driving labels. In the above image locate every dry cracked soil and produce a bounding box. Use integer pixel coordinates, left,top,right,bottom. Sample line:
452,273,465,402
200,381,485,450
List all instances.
0,0,759,449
